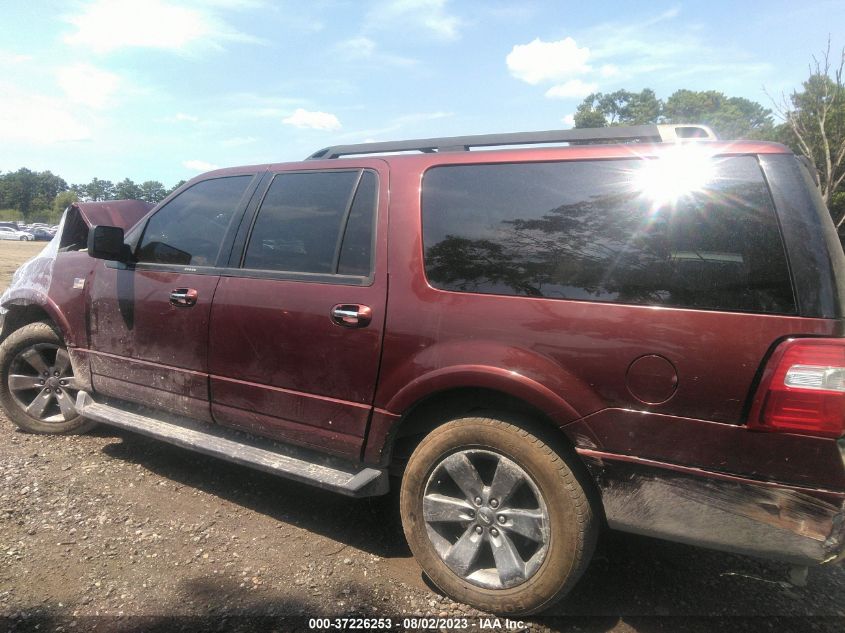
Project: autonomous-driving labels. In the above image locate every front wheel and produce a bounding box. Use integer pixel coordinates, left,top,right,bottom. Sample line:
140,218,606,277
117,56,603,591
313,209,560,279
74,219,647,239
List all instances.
0,321,95,434
400,416,597,615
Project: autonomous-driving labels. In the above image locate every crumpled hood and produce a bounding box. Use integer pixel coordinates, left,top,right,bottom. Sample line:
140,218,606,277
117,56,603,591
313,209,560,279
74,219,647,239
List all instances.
71,199,153,230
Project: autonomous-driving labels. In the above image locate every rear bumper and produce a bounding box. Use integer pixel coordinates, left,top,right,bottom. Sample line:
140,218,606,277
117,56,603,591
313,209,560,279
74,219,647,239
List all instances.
579,449,845,566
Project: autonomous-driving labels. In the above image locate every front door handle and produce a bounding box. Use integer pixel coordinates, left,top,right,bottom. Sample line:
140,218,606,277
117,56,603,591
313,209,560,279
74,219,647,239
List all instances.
170,288,198,307
331,304,372,328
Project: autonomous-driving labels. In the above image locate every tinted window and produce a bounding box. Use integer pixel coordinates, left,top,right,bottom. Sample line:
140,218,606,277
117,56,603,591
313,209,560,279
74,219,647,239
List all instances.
137,176,252,266
338,171,377,275
244,170,375,276
422,156,796,314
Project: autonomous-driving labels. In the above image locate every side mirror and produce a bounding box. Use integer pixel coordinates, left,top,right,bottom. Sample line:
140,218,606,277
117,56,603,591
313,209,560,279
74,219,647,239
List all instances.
87,225,132,262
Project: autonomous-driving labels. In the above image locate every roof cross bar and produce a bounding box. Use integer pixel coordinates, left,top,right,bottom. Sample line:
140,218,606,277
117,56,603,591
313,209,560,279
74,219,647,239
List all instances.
306,124,716,160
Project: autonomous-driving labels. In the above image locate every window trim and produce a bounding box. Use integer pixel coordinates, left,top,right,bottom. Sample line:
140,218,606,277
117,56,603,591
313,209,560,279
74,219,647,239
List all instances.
419,155,798,316
234,167,379,285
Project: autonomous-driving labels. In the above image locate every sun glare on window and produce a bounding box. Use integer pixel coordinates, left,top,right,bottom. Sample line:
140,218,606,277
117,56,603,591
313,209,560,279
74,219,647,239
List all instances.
633,145,717,206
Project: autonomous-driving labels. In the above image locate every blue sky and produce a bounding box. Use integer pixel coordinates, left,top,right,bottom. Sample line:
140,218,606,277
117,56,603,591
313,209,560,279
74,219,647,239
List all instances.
0,0,841,187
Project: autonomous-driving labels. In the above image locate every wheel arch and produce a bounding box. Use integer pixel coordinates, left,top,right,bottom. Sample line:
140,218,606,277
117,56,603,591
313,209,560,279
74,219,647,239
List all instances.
0,300,70,346
372,384,600,514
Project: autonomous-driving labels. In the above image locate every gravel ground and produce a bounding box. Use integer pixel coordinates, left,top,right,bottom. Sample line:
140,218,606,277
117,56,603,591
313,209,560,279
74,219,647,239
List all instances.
1,415,844,632
1,238,844,632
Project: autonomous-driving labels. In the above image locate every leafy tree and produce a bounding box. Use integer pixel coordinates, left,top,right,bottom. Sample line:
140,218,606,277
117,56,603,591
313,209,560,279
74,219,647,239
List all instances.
113,178,142,200
165,180,187,197
84,177,114,201
139,180,167,203
573,88,773,140
0,168,68,218
574,89,661,128
53,190,78,215
770,40,845,215
663,90,773,139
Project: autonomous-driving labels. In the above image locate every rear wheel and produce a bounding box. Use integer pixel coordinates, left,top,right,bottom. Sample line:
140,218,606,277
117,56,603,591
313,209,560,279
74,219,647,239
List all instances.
0,322,95,434
400,415,596,615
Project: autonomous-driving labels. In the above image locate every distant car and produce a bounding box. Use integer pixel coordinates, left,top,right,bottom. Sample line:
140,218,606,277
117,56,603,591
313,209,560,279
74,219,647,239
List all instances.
29,228,54,241
0,227,33,241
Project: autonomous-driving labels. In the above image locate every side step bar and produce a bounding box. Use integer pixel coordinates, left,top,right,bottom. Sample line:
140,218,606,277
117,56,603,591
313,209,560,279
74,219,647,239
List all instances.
76,392,388,498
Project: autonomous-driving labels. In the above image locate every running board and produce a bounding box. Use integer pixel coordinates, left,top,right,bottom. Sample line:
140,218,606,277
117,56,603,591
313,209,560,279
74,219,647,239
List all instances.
76,392,388,497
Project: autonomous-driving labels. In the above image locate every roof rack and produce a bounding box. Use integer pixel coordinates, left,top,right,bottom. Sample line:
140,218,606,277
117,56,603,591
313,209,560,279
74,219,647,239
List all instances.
306,124,717,160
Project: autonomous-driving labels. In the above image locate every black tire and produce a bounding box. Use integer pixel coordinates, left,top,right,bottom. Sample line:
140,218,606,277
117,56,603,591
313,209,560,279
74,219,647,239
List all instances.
19,236,25,241
400,415,596,615
0,321,96,434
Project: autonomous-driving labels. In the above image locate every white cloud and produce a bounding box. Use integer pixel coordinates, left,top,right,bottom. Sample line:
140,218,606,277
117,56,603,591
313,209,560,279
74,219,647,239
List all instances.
545,79,598,99
183,159,220,171
174,112,199,122
0,51,31,65
0,85,90,144
599,64,619,78
56,64,121,109
336,36,418,67
368,0,461,40
221,136,257,147
64,0,261,54
282,108,341,131
561,114,575,127
507,9,773,102
340,36,377,57
582,9,771,84
336,111,453,142
506,37,591,85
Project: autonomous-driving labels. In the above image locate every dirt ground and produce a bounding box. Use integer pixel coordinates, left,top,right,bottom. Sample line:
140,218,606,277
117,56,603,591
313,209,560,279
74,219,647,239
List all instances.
1,242,844,632
0,241,44,289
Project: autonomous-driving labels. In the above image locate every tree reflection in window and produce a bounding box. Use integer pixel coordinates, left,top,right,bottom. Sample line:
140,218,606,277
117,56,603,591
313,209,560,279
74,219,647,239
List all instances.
422,157,795,314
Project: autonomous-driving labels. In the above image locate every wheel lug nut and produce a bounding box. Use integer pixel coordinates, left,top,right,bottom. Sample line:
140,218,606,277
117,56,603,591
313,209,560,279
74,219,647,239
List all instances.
474,497,482,506
498,515,506,524
54,371,59,377
490,528,499,537
474,526,483,534
490,499,499,508
467,510,475,518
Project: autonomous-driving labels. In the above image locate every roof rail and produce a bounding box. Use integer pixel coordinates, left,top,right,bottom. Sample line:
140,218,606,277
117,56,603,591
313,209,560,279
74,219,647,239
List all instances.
306,124,717,160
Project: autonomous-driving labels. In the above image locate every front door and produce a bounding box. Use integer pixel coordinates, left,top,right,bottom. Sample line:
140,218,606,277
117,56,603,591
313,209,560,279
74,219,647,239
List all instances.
208,164,388,460
86,173,261,420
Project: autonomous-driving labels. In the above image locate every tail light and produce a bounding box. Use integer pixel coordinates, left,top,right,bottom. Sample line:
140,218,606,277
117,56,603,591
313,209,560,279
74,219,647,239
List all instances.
749,338,845,438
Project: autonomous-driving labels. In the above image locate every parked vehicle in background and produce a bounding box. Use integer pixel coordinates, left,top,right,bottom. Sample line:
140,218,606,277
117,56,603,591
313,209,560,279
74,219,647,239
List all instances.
0,227,33,241
28,228,55,241
0,222,20,231
0,125,843,615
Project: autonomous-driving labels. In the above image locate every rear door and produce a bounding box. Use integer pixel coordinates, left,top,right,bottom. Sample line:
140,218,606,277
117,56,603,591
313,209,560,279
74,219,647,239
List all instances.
86,173,261,420
207,162,388,460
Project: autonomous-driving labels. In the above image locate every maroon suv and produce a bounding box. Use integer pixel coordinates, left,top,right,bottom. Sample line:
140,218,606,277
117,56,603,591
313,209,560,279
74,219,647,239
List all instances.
1,124,843,614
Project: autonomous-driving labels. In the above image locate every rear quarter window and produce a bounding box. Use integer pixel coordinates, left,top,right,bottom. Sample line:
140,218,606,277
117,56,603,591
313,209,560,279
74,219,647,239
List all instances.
422,156,796,314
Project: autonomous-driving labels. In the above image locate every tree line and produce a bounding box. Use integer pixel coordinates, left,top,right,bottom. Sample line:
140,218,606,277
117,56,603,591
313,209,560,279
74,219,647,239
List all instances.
572,42,845,225
0,170,186,222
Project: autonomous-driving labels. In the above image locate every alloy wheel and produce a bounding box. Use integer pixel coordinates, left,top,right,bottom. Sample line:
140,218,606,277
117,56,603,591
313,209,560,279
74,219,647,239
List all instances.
7,343,79,423
422,449,550,590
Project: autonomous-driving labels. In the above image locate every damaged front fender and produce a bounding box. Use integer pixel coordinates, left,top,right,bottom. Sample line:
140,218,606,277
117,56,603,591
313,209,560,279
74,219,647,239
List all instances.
0,200,152,344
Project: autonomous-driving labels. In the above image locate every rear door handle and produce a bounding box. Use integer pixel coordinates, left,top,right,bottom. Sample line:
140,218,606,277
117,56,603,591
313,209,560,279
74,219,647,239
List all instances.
331,304,372,328
170,288,198,307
